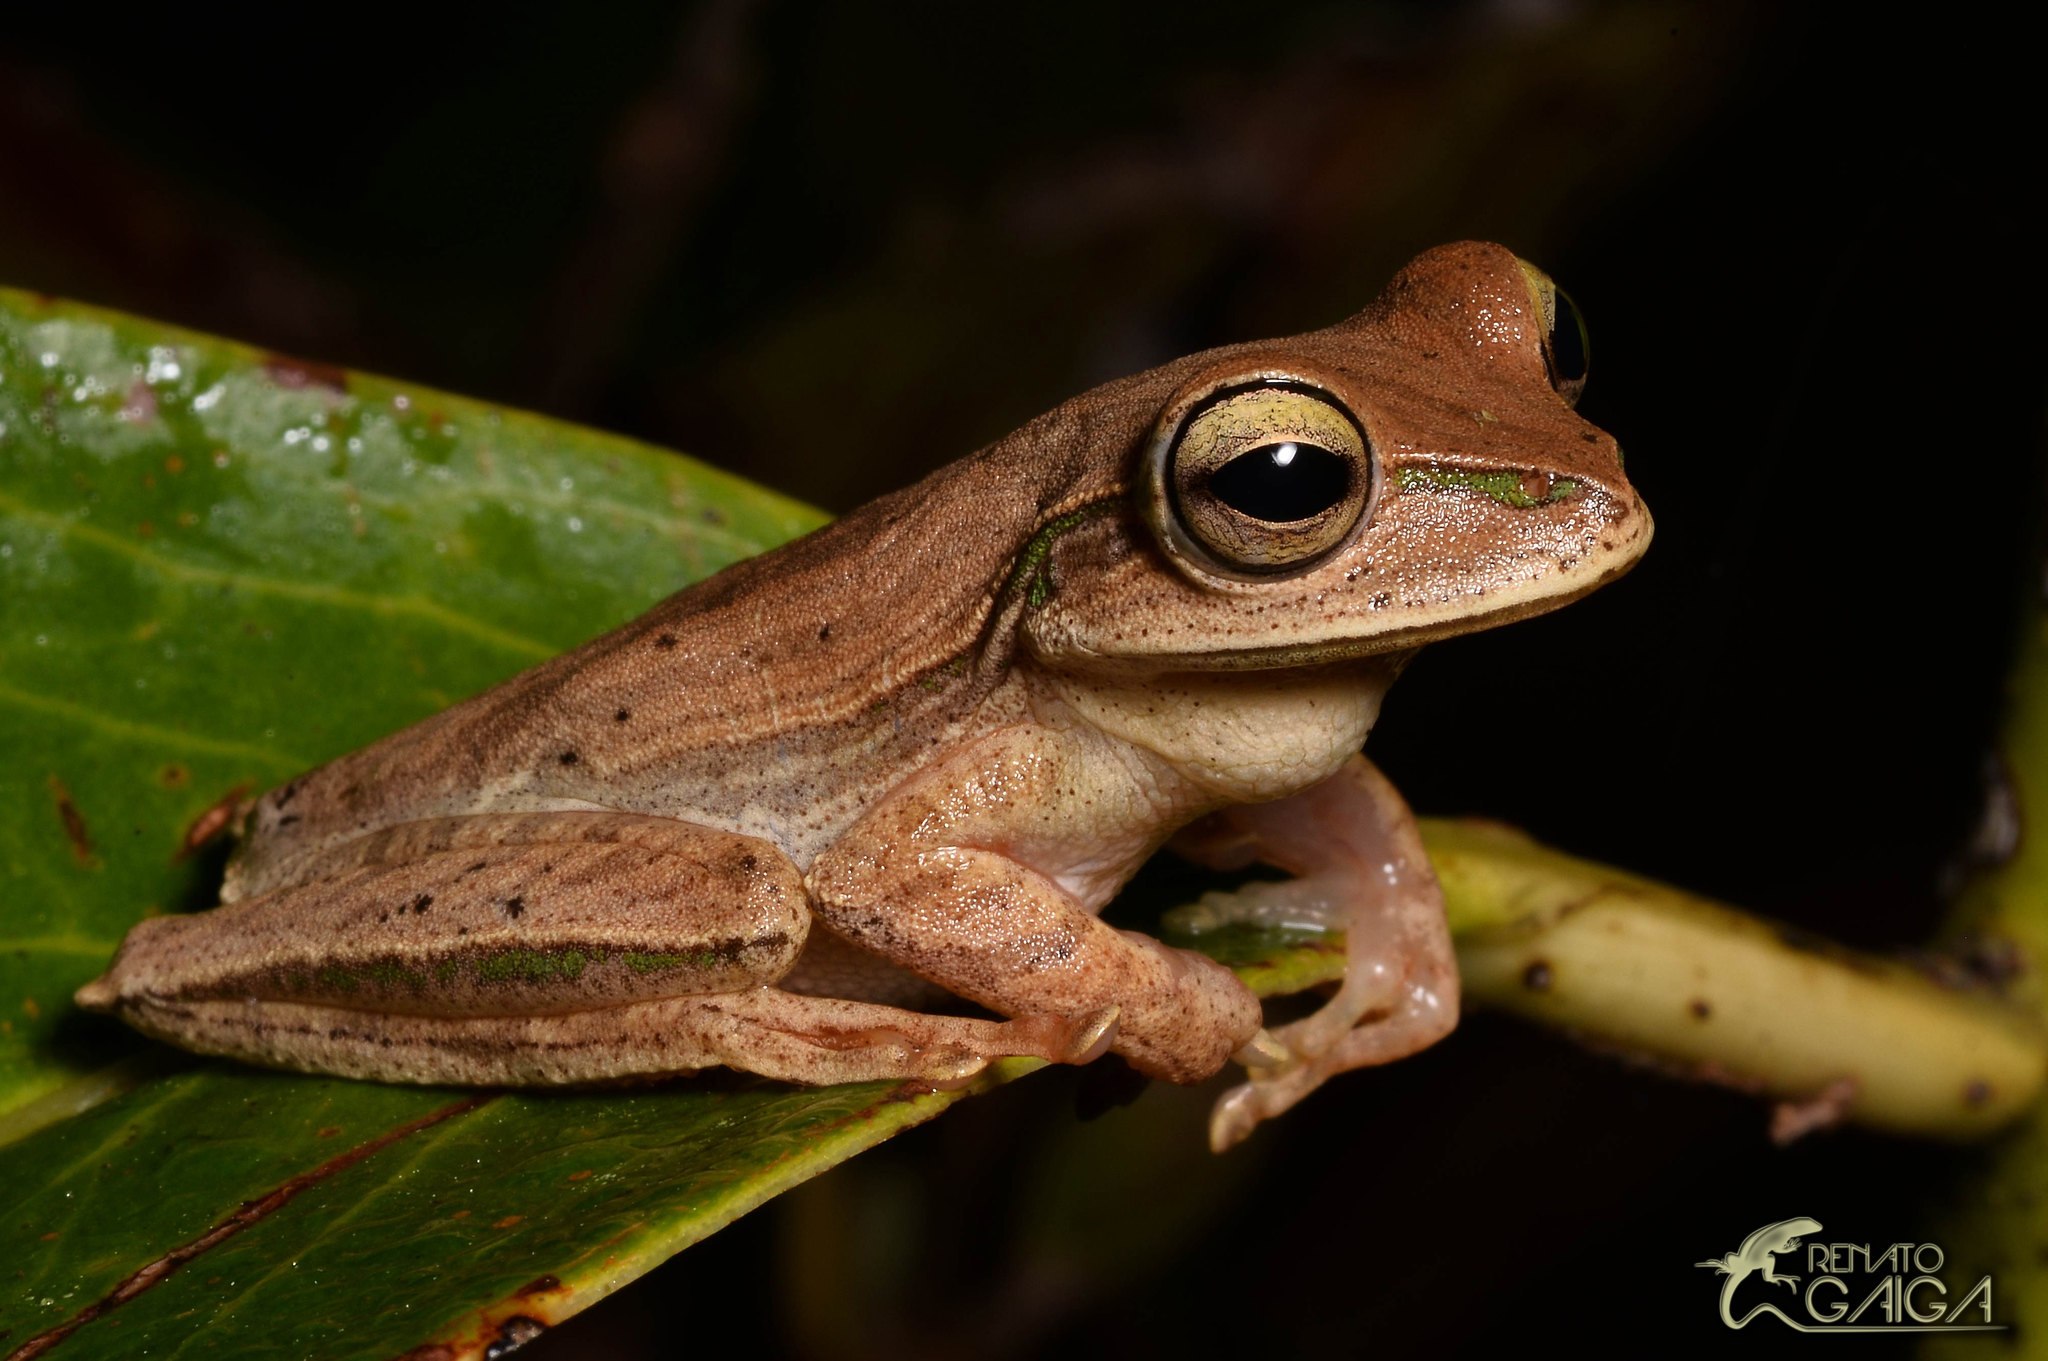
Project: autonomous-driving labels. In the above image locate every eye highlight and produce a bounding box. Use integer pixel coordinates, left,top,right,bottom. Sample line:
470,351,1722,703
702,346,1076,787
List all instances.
1206,440,1350,522
1158,383,1373,575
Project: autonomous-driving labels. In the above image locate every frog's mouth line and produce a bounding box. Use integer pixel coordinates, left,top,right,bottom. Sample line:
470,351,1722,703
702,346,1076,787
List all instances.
1052,498,1652,672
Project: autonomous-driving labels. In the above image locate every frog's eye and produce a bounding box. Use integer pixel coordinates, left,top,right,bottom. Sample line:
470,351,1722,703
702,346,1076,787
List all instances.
1517,259,1590,407
1159,383,1372,574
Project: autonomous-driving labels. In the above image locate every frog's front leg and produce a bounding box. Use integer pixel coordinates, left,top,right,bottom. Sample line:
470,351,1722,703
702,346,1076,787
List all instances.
809,725,1265,1083
1169,754,1459,1149
77,810,1113,1086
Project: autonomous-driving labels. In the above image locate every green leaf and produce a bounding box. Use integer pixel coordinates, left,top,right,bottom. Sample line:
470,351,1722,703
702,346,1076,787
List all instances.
0,288,1008,1358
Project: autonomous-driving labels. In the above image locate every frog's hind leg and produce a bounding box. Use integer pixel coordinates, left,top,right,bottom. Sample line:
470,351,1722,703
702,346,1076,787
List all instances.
79,811,814,1025
112,987,1119,1087
78,808,1117,1088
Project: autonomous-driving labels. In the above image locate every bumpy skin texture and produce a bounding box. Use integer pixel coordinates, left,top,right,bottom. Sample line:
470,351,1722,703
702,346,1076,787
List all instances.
78,243,1650,1129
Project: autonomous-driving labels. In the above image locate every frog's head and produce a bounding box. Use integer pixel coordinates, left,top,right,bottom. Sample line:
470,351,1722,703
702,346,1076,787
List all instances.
1022,240,1651,670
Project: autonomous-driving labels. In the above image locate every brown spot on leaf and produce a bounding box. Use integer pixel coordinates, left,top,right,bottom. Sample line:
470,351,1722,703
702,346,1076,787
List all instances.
492,1215,525,1230
158,764,190,789
178,786,251,861
397,1347,457,1361
121,381,158,424
485,1317,546,1359
23,998,41,1020
514,1274,562,1299
566,1169,592,1182
262,353,348,393
315,1125,342,1139
1965,1079,1994,1108
1521,960,1553,992
1689,998,1712,1020
48,776,95,867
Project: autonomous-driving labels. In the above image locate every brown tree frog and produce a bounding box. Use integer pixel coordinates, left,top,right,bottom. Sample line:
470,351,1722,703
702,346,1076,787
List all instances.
77,242,1650,1149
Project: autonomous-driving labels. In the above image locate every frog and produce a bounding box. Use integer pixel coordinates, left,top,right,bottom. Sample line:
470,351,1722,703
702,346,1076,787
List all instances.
75,241,1649,1150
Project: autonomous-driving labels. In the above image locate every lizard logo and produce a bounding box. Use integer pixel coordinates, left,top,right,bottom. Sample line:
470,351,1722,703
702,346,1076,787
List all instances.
1697,1217,2002,1333
1697,1217,1822,1329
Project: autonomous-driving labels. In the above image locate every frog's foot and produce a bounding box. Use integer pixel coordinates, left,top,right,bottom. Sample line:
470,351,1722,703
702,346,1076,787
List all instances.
104,987,1122,1089
1171,753,1460,1151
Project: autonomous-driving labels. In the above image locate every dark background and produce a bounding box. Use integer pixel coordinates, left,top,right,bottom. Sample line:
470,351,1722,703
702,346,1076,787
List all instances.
2,4,2039,1357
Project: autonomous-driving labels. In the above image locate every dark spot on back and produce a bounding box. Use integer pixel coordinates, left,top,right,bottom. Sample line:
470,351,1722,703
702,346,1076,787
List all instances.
558,751,579,766
614,708,631,723
818,623,831,641
411,894,433,914
503,896,526,920
654,633,677,650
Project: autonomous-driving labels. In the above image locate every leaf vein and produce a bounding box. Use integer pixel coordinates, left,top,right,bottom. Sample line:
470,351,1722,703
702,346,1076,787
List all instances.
0,681,309,771
0,491,557,662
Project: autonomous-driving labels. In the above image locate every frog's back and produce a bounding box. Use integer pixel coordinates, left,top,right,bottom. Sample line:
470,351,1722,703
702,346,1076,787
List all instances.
224,377,1168,900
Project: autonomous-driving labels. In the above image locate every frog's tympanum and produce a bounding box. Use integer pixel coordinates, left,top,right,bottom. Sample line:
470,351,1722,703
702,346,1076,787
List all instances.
78,243,1649,1149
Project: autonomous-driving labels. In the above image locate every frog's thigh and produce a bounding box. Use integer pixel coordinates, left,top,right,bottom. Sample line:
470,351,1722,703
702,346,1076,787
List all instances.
117,987,1118,1087
1172,753,1459,1148
807,726,1263,1084
88,811,810,1024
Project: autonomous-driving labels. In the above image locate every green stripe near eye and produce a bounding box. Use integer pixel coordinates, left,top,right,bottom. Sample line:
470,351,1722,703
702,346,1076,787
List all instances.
1395,467,1579,509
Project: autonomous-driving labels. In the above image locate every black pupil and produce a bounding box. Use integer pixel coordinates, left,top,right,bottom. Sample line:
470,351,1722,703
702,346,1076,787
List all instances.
1548,289,1589,385
1207,441,1350,522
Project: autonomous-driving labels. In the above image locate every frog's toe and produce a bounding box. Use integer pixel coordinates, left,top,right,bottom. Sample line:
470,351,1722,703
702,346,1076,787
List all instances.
73,974,117,1012
1232,1028,1291,1070
1064,1005,1121,1064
